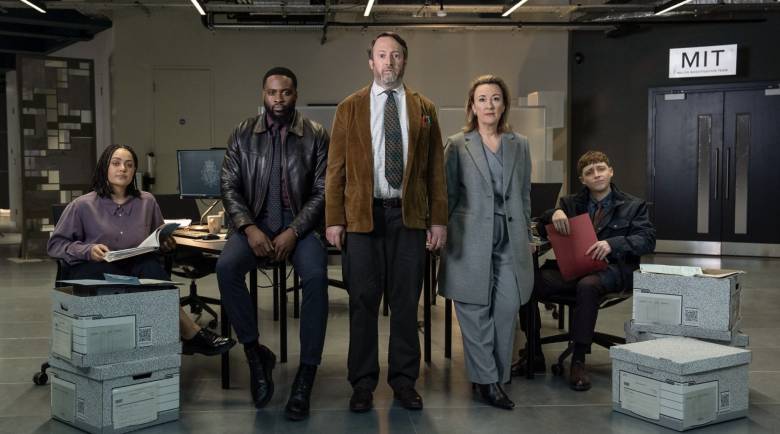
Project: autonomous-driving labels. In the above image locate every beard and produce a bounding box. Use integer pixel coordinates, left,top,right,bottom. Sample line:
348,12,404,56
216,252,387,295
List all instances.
265,102,295,123
377,69,404,87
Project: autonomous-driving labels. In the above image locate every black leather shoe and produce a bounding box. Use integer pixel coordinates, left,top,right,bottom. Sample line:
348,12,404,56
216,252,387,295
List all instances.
393,386,423,410
569,360,591,392
475,383,515,410
285,364,317,421
245,344,276,408
511,348,546,377
182,329,236,356
349,388,373,413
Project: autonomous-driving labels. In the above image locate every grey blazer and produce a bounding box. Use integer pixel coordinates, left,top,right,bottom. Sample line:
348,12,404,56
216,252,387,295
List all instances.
438,130,534,306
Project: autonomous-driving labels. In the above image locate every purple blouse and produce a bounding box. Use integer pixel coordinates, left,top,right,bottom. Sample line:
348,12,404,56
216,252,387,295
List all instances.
47,191,164,265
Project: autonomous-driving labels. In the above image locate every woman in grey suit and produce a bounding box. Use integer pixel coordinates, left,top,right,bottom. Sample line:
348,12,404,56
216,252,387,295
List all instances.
438,75,534,410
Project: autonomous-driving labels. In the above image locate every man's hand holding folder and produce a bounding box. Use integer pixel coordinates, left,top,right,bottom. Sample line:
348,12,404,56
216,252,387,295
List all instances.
545,212,608,281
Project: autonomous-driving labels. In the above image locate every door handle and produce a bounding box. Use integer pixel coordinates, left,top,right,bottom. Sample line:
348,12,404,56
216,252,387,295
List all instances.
725,148,731,200
714,148,720,200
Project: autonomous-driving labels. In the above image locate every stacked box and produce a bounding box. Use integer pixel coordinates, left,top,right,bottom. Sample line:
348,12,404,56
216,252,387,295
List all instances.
625,320,749,348
49,284,182,433
50,354,180,434
632,271,742,342
611,337,750,431
51,286,181,367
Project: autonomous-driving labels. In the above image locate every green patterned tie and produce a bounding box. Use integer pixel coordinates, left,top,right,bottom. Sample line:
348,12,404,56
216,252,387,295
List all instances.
384,89,403,189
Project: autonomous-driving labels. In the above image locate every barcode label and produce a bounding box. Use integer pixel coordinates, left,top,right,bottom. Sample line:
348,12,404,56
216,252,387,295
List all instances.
77,398,85,418
138,327,153,347
719,391,731,411
683,307,700,326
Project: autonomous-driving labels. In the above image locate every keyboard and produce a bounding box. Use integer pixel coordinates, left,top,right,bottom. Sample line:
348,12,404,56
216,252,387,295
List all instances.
173,228,212,239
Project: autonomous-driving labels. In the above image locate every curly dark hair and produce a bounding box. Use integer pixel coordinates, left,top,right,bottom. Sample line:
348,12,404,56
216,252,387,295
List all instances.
91,144,141,198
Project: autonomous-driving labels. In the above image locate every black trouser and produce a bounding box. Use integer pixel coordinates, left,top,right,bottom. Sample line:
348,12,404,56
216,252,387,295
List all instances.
343,204,426,391
216,210,329,366
522,264,617,349
67,254,170,280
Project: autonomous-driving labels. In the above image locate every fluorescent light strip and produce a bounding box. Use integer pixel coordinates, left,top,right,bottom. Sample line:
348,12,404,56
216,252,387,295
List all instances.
654,0,693,16
364,0,375,17
189,0,206,16
502,0,530,17
19,0,46,13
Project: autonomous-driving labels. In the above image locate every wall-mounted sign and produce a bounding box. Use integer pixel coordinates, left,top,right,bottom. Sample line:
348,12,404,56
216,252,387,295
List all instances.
669,44,737,78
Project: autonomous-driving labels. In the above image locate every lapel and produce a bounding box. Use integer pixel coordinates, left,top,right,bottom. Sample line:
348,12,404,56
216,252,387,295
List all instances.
502,133,518,195
463,130,491,187
355,86,374,171
404,85,421,187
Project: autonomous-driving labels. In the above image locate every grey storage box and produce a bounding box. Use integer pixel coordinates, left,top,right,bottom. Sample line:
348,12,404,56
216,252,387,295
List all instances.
611,337,750,431
50,354,180,434
632,270,742,342
624,320,749,348
51,285,180,367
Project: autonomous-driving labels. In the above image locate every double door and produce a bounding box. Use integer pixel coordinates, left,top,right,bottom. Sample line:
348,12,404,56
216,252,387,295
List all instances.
649,82,780,256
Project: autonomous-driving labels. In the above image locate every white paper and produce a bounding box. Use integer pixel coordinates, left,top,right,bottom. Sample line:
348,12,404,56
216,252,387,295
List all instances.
52,312,73,360
156,375,181,412
72,316,136,355
661,380,717,428
620,371,660,419
640,264,703,277
633,292,682,325
112,381,159,429
104,223,179,262
164,218,191,227
51,376,76,423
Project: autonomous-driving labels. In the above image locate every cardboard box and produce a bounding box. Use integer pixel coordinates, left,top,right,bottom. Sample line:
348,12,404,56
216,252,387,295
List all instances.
632,269,742,340
50,354,180,434
51,286,180,368
611,337,750,431
624,320,749,348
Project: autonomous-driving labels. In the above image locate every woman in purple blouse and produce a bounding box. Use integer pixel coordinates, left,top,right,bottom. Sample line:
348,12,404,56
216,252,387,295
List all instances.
48,144,234,357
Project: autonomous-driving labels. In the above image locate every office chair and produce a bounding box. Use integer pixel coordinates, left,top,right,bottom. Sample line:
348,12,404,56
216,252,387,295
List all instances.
156,194,222,329
534,269,631,376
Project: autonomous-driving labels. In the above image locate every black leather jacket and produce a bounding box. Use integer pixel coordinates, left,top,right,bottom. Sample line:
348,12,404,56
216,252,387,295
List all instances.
538,183,656,290
221,111,329,237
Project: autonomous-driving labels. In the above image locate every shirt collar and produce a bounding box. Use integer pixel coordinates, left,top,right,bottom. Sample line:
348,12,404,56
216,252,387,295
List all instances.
371,81,405,98
590,190,613,209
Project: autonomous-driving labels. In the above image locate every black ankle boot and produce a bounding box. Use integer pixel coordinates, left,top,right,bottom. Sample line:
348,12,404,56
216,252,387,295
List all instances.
476,383,515,410
285,364,317,421
244,343,276,408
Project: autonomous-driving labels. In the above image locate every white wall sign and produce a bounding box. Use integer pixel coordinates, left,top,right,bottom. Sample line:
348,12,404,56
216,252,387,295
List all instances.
669,44,737,78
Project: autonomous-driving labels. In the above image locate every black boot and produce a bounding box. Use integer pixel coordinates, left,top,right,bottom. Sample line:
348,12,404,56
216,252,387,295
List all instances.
285,364,317,421
475,383,515,410
244,343,276,408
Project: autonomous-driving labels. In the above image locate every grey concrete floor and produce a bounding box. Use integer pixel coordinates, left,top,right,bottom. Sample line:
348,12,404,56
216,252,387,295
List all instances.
0,253,778,433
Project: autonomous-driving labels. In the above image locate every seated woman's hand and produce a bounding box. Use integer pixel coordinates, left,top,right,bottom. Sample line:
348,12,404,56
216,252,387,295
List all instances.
90,244,110,262
159,235,177,253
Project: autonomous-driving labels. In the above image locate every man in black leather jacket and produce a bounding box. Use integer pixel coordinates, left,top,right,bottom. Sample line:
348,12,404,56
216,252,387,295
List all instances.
515,151,655,391
216,67,329,420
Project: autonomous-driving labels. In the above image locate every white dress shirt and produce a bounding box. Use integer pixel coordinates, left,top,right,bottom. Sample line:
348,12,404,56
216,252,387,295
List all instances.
370,81,409,199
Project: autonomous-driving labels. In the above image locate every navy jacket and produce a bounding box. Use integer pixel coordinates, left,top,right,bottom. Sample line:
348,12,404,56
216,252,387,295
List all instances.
538,183,656,291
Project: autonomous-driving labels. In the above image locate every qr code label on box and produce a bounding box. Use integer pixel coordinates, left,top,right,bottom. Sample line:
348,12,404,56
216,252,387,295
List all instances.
719,391,731,412
138,327,153,347
683,307,700,326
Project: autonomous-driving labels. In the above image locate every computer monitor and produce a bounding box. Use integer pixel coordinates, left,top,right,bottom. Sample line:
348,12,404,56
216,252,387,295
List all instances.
177,149,226,199
530,182,563,219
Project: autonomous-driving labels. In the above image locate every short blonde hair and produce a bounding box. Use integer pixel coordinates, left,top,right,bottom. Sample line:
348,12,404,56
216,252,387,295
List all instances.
464,75,511,134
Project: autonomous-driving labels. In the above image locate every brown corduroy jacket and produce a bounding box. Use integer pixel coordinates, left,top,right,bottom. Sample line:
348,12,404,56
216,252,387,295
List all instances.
325,84,448,232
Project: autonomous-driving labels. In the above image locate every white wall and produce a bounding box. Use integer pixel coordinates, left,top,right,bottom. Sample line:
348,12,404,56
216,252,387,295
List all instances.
109,9,569,192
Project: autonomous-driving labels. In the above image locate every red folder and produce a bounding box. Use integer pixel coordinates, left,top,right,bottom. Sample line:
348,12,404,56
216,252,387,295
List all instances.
545,213,608,281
